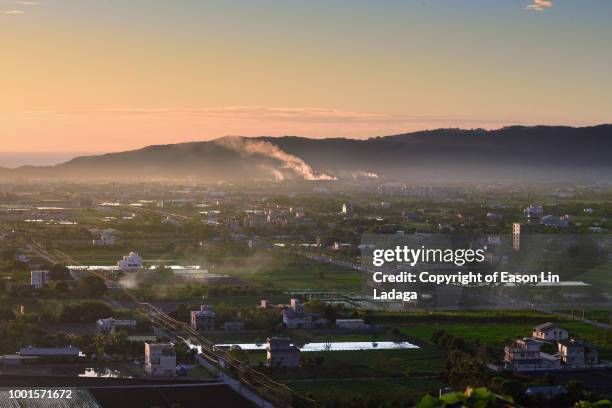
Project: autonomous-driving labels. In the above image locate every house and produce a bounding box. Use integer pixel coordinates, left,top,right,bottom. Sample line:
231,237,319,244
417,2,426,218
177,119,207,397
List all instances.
558,339,598,368
282,299,314,329
266,337,300,368
541,215,569,228
93,232,116,246
524,205,544,219
336,319,365,329
503,338,561,372
191,304,216,331
96,317,137,334
117,252,143,272
30,270,49,289
19,346,80,362
532,322,569,342
144,342,176,376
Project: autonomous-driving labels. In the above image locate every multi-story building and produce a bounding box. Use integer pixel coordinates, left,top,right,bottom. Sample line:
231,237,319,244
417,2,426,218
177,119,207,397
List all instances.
30,270,49,289
558,339,598,368
191,304,216,331
282,298,314,329
504,338,560,372
532,322,569,342
266,337,300,368
524,204,544,219
144,342,176,376
117,252,143,271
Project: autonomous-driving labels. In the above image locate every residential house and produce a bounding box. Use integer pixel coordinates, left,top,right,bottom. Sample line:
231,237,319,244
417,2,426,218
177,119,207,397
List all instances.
19,346,80,362
504,338,561,372
96,317,137,334
117,252,143,272
144,342,176,376
30,270,49,289
191,304,216,331
532,322,569,342
558,339,598,368
282,299,314,329
266,337,300,368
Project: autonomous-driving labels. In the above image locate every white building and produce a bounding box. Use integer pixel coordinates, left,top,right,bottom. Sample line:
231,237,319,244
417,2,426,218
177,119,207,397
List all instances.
504,338,561,372
117,251,143,272
30,270,49,289
144,342,176,376
532,322,569,342
524,204,544,219
266,337,300,368
96,317,137,334
191,304,216,331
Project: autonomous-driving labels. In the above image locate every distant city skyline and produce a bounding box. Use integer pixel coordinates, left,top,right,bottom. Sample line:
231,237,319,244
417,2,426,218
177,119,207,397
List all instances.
2,0,611,152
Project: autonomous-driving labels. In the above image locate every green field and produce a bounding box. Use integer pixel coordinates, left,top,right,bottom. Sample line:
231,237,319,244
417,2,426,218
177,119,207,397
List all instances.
287,377,445,405
235,257,361,291
401,320,612,359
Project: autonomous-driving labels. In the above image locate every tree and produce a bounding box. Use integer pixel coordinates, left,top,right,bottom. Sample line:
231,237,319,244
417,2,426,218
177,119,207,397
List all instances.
60,301,114,323
52,280,71,294
416,387,516,408
0,308,16,321
49,264,71,281
566,380,585,402
80,274,107,297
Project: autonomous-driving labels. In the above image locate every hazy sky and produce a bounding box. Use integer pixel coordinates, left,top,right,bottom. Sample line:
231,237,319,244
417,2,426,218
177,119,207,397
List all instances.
2,0,611,153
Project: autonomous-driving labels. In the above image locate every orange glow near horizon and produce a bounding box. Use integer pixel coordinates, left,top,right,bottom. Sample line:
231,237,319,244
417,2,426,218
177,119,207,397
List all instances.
1,1,611,153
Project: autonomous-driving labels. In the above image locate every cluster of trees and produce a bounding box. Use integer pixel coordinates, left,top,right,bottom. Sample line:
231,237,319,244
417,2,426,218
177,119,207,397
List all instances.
169,303,281,331
59,300,116,323
416,385,612,408
7,269,106,299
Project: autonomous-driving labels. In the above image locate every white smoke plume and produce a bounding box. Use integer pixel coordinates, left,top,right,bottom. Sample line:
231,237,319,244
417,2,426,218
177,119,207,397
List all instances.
216,136,336,181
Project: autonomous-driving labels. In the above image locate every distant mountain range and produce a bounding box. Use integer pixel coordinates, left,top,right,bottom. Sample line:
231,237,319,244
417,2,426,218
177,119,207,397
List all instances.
2,125,612,182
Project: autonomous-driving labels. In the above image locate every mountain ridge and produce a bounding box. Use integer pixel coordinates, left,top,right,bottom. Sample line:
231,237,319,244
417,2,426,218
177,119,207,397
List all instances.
2,124,612,182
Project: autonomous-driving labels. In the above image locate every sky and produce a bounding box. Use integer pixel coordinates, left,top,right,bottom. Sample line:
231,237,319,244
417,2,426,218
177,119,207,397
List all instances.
1,0,611,154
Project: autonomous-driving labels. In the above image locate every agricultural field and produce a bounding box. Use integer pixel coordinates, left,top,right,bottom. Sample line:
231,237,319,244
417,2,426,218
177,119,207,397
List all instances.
288,377,446,405
400,319,612,359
